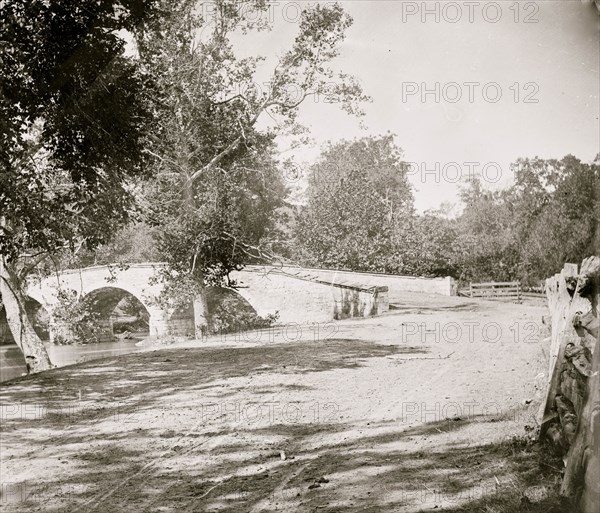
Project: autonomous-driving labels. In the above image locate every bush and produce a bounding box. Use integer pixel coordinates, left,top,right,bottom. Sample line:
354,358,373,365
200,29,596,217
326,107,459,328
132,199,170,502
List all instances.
51,289,104,345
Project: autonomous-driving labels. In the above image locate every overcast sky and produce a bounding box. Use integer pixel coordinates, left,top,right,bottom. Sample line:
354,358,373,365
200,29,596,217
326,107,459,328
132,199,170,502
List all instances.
233,0,599,212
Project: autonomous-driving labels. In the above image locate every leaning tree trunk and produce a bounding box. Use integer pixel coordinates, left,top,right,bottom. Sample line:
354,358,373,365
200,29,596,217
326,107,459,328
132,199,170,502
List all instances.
0,257,52,373
560,256,600,508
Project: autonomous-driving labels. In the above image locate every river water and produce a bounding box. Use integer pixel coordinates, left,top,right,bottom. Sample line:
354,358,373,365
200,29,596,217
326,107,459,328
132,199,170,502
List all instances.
0,340,145,382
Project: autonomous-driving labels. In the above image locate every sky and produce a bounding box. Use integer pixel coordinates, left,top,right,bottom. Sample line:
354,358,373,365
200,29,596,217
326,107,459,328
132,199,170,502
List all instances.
229,0,600,212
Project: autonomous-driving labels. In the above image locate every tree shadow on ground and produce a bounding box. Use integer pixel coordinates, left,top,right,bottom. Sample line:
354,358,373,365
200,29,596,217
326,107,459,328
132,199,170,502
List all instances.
0,339,425,435
3,416,572,513
163,419,570,513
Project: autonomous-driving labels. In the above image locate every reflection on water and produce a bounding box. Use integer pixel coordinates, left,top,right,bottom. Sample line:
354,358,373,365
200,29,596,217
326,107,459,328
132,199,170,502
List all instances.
0,339,146,382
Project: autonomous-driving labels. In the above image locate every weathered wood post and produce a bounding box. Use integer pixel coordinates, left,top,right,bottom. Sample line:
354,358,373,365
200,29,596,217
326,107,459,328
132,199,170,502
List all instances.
540,263,583,430
576,323,599,512
539,256,599,511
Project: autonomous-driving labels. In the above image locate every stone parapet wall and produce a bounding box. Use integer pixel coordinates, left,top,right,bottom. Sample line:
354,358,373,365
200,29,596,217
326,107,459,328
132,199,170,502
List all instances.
230,267,389,324
245,265,456,301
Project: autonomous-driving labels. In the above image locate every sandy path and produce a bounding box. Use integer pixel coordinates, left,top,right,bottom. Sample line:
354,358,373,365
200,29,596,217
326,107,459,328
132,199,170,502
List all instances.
0,293,554,512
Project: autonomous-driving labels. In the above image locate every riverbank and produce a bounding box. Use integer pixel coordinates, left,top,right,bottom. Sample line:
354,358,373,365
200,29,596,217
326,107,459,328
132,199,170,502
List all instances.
0,294,570,512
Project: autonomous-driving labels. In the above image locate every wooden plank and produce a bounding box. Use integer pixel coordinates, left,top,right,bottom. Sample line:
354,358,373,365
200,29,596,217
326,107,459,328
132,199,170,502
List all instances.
469,281,520,287
470,285,521,291
473,289,519,295
470,288,520,293
470,285,521,289
470,286,520,291
473,281,519,287
579,328,599,512
476,289,521,293
470,294,521,299
563,262,579,276
473,294,519,300
470,296,520,300
470,290,521,296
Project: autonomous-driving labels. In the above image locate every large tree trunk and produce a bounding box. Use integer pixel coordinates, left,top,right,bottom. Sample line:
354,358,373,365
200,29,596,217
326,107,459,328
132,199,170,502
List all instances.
193,292,211,340
182,174,213,340
0,257,52,373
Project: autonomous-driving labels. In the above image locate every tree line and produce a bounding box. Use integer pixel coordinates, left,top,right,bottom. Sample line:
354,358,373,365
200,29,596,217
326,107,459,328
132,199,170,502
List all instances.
294,141,599,287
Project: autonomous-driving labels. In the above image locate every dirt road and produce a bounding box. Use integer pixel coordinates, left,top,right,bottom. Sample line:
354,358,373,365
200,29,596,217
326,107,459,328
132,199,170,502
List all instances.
0,293,564,512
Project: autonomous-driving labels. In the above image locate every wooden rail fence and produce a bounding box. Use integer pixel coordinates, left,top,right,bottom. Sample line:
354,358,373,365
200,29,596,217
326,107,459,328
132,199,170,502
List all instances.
468,281,522,301
539,257,599,512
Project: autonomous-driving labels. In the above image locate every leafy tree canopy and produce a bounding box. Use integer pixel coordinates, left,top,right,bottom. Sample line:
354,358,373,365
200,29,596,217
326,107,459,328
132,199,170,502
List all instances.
296,134,413,271
453,154,599,284
0,0,159,262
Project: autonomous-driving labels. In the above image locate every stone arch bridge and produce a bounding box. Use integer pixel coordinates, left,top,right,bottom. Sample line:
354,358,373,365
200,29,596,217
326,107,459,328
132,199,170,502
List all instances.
23,263,390,342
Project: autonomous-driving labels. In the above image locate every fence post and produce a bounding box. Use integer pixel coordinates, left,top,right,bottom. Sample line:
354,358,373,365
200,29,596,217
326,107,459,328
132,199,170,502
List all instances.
539,263,581,430
469,282,473,298
538,257,600,511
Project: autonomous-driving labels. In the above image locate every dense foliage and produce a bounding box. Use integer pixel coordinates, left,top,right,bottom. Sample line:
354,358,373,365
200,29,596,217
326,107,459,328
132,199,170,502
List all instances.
78,150,598,290
454,155,599,284
295,135,413,271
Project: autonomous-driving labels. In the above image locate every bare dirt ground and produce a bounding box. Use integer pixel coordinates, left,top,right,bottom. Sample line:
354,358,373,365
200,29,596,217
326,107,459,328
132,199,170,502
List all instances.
0,293,568,512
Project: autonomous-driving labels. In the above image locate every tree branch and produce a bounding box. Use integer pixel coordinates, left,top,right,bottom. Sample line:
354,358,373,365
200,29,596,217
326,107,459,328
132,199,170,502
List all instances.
18,253,50,281
188,85,313,184
189,136,242,183
213,94,251,106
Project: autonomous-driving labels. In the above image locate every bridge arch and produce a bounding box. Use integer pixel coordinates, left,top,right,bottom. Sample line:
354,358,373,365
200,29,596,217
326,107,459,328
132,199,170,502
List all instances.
81,286,152,318
205,287,262,333
79,286,151,342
